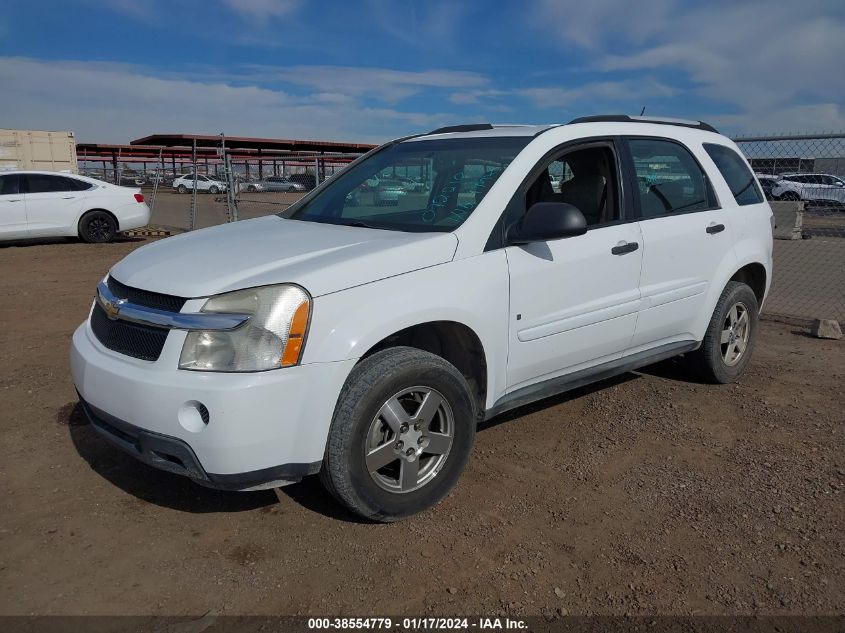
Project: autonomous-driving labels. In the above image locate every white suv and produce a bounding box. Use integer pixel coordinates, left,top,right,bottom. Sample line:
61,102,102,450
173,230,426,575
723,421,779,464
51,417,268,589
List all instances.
70,116,773,521
770,173,845,206
172,174,227,194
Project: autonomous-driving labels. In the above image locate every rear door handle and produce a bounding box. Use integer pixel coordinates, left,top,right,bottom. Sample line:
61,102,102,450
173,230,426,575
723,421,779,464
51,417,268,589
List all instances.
706,223,725,234
611,241,639,255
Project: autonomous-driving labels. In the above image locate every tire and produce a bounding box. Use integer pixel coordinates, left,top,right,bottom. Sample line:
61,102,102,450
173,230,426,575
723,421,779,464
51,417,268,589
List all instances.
79,210,117,243
209,185,219,194
320,346,476,522
247,185,257,193
686,281,759,384
287,186,296,192
177,184,187,194
781,191,800,201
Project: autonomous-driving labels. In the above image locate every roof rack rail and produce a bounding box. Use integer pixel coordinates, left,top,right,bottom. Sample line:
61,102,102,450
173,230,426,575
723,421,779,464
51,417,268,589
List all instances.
428,123,494,135
568,115,719,134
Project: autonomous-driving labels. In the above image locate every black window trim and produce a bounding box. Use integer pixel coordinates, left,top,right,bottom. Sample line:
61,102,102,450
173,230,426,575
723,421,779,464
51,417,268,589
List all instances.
484,135,633,251
22,173,79,195
0,173,22,196
620,135,721,222
702,142,764,206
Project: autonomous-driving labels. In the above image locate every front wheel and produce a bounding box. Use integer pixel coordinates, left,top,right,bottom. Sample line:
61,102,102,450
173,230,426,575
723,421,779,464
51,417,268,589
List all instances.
177,184,187,194
209,185,220,194
780,191,800,201
79,210,117,243
687,281,759,383
320,347,476,522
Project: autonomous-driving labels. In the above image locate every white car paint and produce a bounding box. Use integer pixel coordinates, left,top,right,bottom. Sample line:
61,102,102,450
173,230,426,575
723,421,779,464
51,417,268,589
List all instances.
172,174,227,193
70,119,773,489
770,173,845,205
0,170,150,241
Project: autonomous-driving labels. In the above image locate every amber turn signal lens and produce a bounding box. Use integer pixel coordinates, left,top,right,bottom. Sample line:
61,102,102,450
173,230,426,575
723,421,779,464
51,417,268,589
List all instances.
281,300,310,367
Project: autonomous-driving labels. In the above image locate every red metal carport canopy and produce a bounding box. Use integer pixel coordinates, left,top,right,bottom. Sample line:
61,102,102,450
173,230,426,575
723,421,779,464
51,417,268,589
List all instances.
130,133,377,154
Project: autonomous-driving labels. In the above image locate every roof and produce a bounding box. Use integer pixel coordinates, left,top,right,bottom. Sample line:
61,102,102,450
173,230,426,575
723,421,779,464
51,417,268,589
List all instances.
129,133,377,154
407,124,558,142
568,114,719,133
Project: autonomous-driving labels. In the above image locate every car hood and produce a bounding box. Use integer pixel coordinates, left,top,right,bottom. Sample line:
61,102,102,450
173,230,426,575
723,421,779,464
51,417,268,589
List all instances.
109,216,458,299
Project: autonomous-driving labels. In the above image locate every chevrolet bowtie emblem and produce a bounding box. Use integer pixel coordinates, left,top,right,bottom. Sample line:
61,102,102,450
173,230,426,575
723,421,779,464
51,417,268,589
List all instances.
100,294,127,320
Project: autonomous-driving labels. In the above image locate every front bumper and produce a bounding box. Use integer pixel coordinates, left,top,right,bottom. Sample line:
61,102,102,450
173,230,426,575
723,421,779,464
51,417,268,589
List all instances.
79,397,317,490
71,319,356,489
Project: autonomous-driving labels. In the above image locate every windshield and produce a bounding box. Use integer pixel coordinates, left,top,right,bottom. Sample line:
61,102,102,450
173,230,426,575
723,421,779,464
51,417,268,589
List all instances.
283,136,529,232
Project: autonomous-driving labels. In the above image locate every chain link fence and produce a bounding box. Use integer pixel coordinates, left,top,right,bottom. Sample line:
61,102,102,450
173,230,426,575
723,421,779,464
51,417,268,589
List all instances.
733,133,845,325
102,132,845,327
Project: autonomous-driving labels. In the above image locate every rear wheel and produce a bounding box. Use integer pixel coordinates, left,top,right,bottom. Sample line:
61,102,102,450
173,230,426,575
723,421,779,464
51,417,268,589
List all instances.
79,210,117,243
320,347,476,522
687,281,759,383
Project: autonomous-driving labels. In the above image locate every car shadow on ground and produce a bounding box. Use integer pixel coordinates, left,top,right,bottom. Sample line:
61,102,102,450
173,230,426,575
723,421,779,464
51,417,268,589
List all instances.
62,359,694,520
0,236,145,248
62,401,278,514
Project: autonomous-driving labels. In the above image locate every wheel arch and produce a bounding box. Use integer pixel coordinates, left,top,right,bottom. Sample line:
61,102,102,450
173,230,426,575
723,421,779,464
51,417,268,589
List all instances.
357,320,488,419
77,207,120,235
729,262,767,307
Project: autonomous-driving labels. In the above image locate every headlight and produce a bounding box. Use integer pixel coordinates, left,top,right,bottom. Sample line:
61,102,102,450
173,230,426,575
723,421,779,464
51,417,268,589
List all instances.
179,284,310,372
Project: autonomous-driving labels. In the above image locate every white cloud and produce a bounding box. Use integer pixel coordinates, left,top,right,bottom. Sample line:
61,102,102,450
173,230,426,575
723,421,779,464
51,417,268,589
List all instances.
533,0,845,134
222,0,301,20
521,79,678,109
533,0,677,49
256,65,488,104
364,0,469,49
0,57,454,143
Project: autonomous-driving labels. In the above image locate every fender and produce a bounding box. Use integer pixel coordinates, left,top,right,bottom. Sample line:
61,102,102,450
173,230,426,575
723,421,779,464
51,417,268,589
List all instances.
302,251,510,409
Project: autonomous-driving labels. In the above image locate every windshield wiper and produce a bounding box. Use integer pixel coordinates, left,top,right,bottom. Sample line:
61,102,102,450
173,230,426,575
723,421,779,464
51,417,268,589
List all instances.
335,220,385,230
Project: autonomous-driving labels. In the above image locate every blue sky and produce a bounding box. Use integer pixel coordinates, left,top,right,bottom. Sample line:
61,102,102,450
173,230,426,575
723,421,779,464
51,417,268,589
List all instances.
2,0,844,143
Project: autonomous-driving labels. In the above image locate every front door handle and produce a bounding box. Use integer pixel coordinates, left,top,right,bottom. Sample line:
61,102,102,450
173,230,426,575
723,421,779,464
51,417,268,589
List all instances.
61,196,76,200
706,223,725,234
611,241,639,255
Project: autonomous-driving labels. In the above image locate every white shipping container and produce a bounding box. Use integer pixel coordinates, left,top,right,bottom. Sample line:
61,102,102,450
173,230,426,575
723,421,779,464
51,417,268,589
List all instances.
0,129,78,173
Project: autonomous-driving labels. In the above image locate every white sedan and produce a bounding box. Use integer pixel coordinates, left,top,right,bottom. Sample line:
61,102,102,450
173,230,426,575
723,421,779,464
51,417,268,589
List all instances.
172,174,227,194
0,171,150,243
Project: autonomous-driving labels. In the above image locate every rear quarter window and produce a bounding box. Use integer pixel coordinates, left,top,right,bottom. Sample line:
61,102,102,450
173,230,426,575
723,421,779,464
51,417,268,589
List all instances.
703,143,763,206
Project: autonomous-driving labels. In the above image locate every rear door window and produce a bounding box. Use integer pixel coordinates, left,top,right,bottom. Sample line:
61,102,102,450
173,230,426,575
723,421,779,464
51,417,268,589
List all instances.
703,143,763,206
627,138,716,218
24,174,75,193
0,174,21,195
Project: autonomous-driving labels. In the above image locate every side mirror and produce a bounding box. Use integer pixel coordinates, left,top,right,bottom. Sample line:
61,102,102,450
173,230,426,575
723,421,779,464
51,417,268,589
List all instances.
508,202,588,244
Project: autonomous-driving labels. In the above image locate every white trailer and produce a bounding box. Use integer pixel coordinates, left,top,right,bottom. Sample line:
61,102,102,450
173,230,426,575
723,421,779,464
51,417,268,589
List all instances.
0,129,78,173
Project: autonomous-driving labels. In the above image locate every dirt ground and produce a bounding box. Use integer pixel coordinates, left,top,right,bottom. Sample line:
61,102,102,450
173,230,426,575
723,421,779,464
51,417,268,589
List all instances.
0,236,842,617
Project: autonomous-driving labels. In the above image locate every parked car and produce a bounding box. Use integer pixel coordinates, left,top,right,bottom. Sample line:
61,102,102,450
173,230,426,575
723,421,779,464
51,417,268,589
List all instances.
770,173,845,206
242,176,306,193
172,174,227,194
0,170,149,242
119,174,145,187
373,178,410,205
755,174,780,200
71,116,772,521
288,173,317,191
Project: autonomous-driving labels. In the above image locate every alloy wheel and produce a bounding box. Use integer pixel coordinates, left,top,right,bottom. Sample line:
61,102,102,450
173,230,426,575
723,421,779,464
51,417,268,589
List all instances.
364,387,454,493
721,302,750,366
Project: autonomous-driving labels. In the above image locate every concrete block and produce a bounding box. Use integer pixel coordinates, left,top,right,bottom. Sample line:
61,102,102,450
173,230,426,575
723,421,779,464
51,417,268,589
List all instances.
770,201,804,240
811,319,842,340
